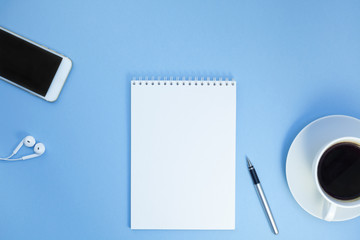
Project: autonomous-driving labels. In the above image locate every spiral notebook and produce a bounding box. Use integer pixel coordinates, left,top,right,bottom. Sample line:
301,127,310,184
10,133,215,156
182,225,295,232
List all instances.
131,77,236,229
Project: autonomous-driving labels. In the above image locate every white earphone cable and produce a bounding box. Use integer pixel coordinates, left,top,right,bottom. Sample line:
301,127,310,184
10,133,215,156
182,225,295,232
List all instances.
5,153,15,159
0,157,23,161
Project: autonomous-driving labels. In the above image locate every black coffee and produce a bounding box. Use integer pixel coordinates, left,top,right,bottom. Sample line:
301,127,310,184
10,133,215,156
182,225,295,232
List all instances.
317,142,360,201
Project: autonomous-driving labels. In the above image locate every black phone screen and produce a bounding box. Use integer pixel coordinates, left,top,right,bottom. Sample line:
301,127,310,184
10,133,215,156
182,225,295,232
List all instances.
0,29,62,96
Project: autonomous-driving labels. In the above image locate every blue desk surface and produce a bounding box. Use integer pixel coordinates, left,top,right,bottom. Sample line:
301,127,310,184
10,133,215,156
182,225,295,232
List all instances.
1,1,360,239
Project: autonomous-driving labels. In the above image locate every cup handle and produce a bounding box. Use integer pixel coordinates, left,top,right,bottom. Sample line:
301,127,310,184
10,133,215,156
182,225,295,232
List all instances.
322,199,337,221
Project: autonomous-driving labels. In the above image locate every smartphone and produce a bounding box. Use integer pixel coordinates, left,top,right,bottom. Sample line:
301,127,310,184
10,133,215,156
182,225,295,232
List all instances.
0,26,72,102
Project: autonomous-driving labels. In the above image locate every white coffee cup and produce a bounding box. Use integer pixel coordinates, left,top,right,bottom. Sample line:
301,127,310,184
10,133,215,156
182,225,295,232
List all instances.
312,137,360,221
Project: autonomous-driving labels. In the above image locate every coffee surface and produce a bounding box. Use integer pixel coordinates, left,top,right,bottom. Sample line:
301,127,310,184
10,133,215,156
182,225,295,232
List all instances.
318,142,360,201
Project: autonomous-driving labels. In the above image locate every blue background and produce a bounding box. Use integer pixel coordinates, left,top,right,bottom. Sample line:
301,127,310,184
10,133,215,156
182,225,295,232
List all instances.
1,0,360,239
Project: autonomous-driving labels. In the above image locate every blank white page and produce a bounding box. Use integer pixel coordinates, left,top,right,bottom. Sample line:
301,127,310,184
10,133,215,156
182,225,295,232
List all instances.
131,79,236,229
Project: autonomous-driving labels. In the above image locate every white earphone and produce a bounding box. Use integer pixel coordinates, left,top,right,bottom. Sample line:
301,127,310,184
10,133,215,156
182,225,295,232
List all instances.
0,136,46,161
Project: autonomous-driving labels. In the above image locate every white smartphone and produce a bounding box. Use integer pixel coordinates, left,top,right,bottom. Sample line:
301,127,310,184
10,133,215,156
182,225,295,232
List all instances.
0,26,72,102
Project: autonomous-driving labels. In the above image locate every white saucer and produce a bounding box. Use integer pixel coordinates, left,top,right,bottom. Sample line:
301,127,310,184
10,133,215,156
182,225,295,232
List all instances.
286,115,360,221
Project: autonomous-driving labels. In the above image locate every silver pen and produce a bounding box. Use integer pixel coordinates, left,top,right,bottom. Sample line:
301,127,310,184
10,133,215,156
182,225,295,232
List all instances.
247,157,279,235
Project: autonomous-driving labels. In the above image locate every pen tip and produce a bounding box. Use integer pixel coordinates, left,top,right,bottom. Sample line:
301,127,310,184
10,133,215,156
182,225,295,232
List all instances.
246,156,253,168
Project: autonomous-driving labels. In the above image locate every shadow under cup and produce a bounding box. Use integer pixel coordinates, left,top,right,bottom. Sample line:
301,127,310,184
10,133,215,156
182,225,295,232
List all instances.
317,141,360,202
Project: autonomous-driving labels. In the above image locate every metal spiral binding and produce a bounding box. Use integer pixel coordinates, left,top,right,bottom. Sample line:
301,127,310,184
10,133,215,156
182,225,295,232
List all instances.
131,77,235,86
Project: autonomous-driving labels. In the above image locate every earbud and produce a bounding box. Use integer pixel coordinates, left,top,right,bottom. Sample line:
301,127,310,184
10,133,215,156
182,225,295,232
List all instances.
23,136,36,147
8,136,36,158
0,136,45,161
21,143,45,160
